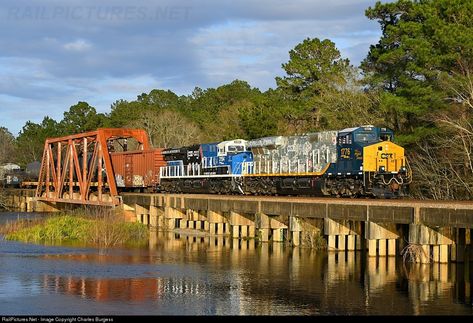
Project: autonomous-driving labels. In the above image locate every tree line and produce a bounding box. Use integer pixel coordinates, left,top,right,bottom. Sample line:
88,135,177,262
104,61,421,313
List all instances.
1,0,472,200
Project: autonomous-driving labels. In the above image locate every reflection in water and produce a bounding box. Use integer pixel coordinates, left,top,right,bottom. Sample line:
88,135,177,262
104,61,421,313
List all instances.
42,276,163,302
0,212,472,315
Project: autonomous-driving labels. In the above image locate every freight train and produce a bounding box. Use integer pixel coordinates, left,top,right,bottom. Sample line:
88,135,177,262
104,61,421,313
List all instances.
0,161,41,188
4,125,412,198
112,125,411,198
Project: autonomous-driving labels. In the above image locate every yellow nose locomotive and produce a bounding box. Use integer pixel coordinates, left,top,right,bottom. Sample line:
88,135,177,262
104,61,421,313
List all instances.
327,126,411,197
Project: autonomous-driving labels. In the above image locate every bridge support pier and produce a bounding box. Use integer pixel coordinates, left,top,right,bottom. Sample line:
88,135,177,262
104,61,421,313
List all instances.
207,210,227,235
408,224,454,263
324,218,360,251
149,206,159,228
164,206,184,230
287,217,323,248
135,204,149,225
289,216,302,246
450,228,468,263
254,214,288,243
31,200,60,212
365,222,400,257
229,211,254,239
255,213,270,242
269,216,287,243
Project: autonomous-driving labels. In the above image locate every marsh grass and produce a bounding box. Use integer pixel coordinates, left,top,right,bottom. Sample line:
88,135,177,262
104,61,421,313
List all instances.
2,207,148,248
84,207,148,248
0,215,48,235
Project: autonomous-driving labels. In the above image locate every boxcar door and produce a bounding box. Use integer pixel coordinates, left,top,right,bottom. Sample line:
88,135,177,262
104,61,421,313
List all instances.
124,154,133,187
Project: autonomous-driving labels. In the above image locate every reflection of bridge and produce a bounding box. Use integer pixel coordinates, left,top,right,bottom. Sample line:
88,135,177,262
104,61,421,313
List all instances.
156,234,472,314
31,232,472,314
6,188,473,264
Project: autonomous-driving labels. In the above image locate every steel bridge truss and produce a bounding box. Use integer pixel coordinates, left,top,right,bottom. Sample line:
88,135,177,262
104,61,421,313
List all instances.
35,128,150,206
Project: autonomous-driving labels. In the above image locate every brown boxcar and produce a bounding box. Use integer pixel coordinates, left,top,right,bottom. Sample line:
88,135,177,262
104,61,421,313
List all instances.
110,149,166,189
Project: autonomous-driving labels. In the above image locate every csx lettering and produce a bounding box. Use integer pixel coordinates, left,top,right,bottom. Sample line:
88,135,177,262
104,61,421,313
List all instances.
380,153,393,159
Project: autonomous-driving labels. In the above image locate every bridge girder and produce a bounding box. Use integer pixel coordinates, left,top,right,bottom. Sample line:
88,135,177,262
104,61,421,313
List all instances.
35,128,150,206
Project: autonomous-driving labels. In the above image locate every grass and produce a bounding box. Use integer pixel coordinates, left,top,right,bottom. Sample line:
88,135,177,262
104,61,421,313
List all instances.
1,208,148,248
300,231,327,249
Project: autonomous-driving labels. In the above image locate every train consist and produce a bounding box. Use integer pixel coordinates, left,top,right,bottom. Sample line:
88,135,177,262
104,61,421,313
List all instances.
112,125,411,198
160,126,411,197
3,125,411,198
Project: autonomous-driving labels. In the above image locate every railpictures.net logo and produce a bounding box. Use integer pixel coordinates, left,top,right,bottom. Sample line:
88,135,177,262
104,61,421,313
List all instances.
6,6,191,21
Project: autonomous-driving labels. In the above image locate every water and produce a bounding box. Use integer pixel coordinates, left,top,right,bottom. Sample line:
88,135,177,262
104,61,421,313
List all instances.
0,212,472,315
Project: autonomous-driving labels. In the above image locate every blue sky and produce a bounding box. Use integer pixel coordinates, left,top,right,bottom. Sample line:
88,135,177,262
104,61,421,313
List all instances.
0,0,382,136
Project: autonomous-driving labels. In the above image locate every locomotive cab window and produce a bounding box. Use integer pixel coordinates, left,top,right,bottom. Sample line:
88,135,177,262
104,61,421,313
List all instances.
380,134,391,141
354,132,377,143
227,145,245,153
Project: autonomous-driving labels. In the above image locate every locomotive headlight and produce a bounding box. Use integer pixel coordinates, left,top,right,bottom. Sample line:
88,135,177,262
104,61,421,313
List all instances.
379,166,385,172
400,166,407,173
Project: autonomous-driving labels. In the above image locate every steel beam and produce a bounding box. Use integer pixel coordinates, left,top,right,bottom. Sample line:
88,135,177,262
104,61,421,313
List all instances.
35,128,150,206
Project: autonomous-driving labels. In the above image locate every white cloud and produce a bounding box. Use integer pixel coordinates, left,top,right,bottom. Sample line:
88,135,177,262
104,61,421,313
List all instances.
190,18,380,90
63,39,92,52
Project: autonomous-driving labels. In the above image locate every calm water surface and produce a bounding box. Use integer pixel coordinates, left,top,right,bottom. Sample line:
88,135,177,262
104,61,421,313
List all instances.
0,212,472,315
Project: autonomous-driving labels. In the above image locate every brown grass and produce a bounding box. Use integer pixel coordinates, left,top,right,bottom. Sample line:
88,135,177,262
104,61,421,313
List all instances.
0,215,48,235
401,243,430,263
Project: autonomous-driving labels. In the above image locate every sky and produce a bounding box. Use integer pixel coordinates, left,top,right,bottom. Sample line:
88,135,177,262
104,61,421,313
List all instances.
0,0,383,136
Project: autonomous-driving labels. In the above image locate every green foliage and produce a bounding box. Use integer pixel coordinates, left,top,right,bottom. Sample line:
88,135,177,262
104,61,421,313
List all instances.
275,37,354,132
186,80,262,125
6,215,90,242
5,214,148,247
276,38,350,97
239,90,286,139
15,117,63,166
0,127,16,164
138,89,180,109
120,221,149,242
312,66,385,131
60,101,108,134
362,0,473,136
109,99,142,127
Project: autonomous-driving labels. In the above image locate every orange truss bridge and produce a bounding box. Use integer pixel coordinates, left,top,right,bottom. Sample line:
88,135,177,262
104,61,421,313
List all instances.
35,128,150,206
